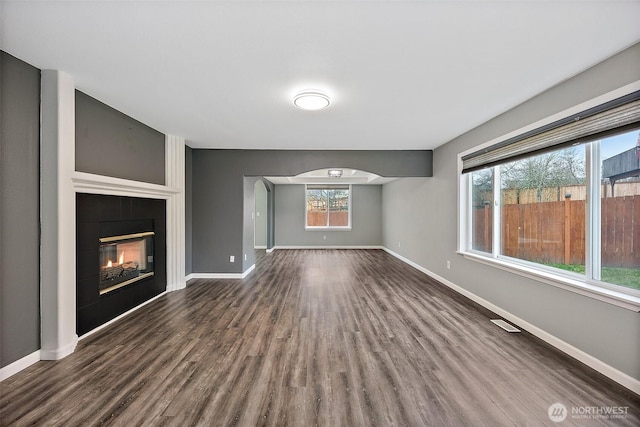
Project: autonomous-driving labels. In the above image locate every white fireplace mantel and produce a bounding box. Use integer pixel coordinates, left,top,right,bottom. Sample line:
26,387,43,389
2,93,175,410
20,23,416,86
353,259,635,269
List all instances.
72,171,180,199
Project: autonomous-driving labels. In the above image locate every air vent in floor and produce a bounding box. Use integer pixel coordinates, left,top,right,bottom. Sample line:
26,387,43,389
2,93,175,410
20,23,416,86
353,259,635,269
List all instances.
491,319,521,333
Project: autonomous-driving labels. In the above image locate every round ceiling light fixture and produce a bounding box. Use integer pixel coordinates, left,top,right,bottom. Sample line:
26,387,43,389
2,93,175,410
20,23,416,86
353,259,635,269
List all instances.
293,90,330,110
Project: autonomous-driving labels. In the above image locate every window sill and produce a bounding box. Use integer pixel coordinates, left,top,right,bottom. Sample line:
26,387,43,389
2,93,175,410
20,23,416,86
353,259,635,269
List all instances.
305,226,352,231
459,251,640,312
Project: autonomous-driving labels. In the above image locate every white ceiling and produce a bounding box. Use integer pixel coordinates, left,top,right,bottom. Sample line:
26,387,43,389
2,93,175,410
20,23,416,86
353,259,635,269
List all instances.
1,1,639,151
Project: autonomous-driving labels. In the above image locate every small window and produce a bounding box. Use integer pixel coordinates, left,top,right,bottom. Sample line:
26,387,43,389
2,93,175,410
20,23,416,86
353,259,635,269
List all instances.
471,168,494,254
305,185,351,229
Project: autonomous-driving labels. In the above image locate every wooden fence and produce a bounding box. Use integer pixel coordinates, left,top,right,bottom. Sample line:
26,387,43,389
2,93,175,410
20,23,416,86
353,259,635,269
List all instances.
473,195,640,268
307,211,349,227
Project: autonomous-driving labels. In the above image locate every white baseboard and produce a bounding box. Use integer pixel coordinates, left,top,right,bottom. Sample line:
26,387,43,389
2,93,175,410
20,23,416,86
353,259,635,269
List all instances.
272,245,384,250
382,247,640,395
188,273,243,279
254,245,267,249
0,350,41,382
187,264,256,281
243,264,256,278
2,291,169,381
78,291,168,341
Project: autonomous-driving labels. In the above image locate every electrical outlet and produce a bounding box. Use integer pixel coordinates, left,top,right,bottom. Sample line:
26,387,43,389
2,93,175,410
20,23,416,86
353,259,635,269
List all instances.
398,241,401,248
244,253,247,261
230,255,235,263
446,260,451,269
323,235,327,240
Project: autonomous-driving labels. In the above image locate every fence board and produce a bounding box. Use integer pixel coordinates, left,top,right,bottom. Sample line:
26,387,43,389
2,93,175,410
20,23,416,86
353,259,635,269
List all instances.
628,196,637,267
473,195,638,268
601,196,640,268
601,198,614,266
472,205,492,252
623,197,633,268
603,197,623,267
307,211,349,227
570,200,586,265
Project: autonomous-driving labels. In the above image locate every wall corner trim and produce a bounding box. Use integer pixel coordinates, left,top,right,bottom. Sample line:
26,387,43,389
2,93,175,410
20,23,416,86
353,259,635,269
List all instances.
40,335,78,361
40,69,77,364
381,247,640,395
165,135,187,292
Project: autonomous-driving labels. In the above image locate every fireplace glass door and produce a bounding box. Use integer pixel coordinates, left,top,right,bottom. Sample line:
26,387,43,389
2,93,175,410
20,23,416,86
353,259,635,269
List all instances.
99,232,154,294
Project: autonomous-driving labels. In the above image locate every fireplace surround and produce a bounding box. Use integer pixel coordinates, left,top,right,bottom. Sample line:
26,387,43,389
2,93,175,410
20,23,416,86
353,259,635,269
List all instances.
76,193,166,335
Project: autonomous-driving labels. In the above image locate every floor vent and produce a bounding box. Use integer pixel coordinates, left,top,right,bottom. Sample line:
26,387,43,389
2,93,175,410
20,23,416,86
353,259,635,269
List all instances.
491,319,521,333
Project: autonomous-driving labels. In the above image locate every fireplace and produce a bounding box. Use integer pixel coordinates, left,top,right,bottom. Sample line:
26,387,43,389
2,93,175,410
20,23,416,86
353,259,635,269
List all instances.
99,232,154,294
76,193,166,335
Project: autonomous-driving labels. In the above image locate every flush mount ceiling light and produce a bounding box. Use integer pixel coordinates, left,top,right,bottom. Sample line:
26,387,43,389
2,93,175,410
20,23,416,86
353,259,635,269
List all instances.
328,169,343,178
293,90,330,110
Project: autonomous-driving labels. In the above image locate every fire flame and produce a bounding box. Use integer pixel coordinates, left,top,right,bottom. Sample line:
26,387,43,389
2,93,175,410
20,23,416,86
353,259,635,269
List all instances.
104,251,128,268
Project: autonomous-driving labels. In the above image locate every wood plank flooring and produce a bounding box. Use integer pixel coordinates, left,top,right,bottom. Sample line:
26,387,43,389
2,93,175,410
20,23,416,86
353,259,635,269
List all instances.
1,249,638,426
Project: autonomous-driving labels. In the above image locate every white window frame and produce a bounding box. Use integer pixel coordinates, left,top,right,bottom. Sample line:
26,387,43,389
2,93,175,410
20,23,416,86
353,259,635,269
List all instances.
305,184,352,231
457,81,640,312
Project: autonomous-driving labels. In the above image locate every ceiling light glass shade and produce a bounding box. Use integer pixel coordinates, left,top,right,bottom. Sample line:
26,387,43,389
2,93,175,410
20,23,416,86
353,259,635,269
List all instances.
293,91,330,110
328,169,343,177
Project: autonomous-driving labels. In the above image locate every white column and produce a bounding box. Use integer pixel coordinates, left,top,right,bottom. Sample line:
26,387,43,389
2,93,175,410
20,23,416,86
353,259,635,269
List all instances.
40,70,78,359
165,135,186,291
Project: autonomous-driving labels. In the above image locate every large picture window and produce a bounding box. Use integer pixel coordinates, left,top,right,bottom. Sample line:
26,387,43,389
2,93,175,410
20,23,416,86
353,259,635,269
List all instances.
460,90,640,304
305,185,351,229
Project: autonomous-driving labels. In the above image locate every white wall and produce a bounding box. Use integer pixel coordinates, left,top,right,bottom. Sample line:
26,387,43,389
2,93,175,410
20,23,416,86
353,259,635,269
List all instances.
382,43,640,385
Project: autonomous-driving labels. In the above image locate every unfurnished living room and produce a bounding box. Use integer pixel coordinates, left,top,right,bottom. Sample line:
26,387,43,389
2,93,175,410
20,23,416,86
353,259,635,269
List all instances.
1,1,639,426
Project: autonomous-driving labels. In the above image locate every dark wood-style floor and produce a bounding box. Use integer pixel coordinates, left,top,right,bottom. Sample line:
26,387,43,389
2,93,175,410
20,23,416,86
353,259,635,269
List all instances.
1,249,638,426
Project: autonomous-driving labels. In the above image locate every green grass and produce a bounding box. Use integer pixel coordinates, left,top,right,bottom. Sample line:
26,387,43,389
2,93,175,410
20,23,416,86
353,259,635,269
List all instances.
546,263,640,290
601,267,640,290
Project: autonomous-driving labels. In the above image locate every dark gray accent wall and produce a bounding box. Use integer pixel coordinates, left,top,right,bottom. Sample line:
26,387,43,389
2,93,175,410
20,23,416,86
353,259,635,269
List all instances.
0,52,41,367
192,149,431,273
195,149,432,178
192,152,241,274
75,91,165,185
185,146,193,275
275,185,382,247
